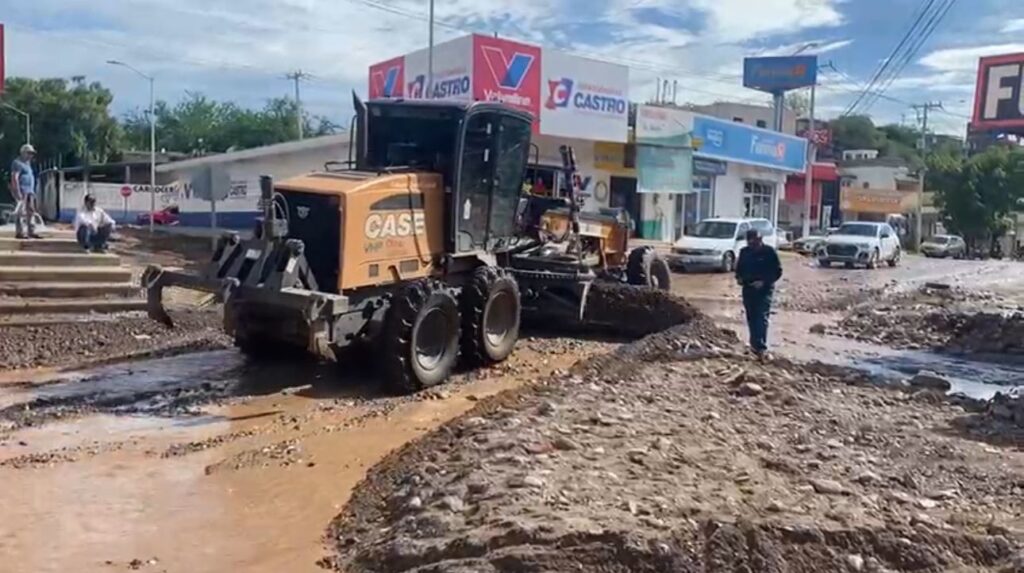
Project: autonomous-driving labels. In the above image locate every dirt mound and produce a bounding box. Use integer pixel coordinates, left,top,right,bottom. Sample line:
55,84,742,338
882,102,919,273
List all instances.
329,314,1024,572
580,283,700,338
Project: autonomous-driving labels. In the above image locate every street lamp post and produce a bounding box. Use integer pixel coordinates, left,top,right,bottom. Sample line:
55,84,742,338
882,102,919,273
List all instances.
1,102,30,145
108,60,156,233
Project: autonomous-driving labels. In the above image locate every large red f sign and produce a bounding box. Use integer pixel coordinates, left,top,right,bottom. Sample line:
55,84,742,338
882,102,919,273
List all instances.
0,24,6,95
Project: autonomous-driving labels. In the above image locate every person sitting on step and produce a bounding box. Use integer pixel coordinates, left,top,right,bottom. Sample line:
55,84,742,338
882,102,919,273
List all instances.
74,194,115,253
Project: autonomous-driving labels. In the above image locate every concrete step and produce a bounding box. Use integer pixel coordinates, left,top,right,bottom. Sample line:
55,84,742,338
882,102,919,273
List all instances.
0,298,147,316
0,266,133,284
0,282,141,298
0,251,122,268
0,238,85,253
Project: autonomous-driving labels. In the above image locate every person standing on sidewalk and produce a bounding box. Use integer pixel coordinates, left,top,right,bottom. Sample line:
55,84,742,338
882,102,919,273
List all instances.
735,229,783,357
10,143,40,239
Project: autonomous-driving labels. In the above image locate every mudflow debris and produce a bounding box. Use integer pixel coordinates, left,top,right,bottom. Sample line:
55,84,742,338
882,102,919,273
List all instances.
819,285,1024,356
329,304,1024,573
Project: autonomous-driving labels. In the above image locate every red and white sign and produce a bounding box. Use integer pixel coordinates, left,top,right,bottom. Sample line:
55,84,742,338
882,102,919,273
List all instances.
402,36,473,101
972,52,1024,132
368,56,405,99
0,24,6,95
365,34,629,140
471,35,541,130
119,185,133,198
540,50,629,142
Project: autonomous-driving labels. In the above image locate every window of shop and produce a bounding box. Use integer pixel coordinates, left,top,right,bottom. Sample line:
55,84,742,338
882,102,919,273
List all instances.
524,165,558,196
743,180,775,221
694,175,714,222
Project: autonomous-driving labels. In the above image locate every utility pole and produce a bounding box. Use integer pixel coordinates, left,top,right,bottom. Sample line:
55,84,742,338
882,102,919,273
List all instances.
286,71,311,140
912,101,943,251
428,0,435,98
802,81,817,238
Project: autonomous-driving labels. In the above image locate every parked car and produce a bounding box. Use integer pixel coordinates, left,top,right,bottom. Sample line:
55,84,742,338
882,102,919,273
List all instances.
137,205,180,226
793,232,827,256
921,234,966,259
670,217,778,273
777,230,794,251
818,222,902,269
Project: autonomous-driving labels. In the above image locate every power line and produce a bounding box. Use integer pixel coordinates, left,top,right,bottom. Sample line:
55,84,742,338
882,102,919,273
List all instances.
843,0,938,116
858,0,957,114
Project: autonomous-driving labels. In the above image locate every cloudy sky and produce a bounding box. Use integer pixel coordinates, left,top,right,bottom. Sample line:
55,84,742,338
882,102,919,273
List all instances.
4,0,1023,134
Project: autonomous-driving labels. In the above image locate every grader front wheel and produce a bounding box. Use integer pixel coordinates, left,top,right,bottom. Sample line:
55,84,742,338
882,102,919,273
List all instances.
380,280,461,395
460,266,521,366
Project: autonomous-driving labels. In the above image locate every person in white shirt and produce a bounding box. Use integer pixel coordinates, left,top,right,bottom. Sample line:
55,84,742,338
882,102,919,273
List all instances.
74,194,115,253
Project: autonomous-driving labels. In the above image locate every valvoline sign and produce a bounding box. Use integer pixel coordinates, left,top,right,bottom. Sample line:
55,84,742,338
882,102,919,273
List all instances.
472,35,541,130
368,56,404,99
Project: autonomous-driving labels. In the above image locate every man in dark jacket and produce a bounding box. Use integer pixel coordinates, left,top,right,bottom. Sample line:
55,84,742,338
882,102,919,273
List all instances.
735,229,783,357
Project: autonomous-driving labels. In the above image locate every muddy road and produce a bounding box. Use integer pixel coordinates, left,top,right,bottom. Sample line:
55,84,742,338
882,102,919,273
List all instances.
2,252,1023,572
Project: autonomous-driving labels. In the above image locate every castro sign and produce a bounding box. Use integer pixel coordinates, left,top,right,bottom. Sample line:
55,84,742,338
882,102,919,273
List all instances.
973,53,1024,131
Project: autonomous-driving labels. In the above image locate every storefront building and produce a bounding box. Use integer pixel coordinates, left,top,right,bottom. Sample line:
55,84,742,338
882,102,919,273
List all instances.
689,115,807,232
782,162,840,233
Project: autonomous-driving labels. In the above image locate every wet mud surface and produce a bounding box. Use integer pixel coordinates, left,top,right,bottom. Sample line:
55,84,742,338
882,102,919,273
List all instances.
4,252,1024,572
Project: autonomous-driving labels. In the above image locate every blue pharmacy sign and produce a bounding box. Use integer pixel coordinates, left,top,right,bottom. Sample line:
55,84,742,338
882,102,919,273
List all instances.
743,56,817,93
692,115,807,173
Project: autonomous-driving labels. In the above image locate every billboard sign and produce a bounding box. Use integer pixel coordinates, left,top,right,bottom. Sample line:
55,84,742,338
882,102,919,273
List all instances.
0,24,5,94
972,53,1024,132
368,56,405,99
692,115,806,172
743,56,817,93
403,36,473,101
472,35,542,129
635,105,696,148
635,105,695,194
540,51,629,142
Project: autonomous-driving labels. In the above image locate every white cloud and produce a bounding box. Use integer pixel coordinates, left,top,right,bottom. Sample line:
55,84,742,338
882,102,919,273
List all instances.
1002,19,1024,33
920,43,1024,72
689,0,844,43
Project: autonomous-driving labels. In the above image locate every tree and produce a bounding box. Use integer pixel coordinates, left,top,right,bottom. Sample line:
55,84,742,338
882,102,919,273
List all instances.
0,77,122,184
784,90,810,118
829,115,884,153
930,147,1024,246
121,93,337,154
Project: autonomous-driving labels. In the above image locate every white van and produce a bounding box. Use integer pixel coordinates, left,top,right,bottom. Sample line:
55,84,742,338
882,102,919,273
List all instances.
669,217,777,273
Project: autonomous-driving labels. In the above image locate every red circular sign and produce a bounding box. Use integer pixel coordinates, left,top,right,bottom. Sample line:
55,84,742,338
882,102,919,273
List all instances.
120,185,133,198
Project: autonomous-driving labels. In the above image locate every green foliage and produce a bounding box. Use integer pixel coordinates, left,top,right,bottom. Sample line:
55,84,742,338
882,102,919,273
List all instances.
121,93,337,154
929,147,1024,244
0,76,122,169
829,115,883,152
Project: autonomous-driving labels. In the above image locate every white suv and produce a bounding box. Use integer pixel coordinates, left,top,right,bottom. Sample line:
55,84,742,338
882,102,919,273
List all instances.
818,222,901,269
671,218,778,273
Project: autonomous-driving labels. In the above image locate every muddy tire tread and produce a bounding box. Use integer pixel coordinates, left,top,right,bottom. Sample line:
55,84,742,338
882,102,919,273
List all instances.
380,279,459,395
460,266,521,366
627,246,670,289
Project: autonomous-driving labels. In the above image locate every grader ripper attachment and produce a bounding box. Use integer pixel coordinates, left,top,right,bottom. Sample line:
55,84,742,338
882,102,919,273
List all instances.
144,97,673,393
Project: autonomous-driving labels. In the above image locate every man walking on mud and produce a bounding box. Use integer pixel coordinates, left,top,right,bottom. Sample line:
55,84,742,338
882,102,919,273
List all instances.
735,229,782,358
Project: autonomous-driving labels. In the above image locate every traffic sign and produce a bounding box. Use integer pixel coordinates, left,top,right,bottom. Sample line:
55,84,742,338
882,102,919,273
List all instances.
120,185,133,198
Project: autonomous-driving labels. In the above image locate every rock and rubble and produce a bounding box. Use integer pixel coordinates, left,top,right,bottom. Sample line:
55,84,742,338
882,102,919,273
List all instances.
329,316,1024,572
821,285,1024,357
0,309,229,370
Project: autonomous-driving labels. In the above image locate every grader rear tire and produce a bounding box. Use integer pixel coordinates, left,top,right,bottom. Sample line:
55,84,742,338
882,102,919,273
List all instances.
380,280,460,395
460,266,521,366
627,246,671,291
